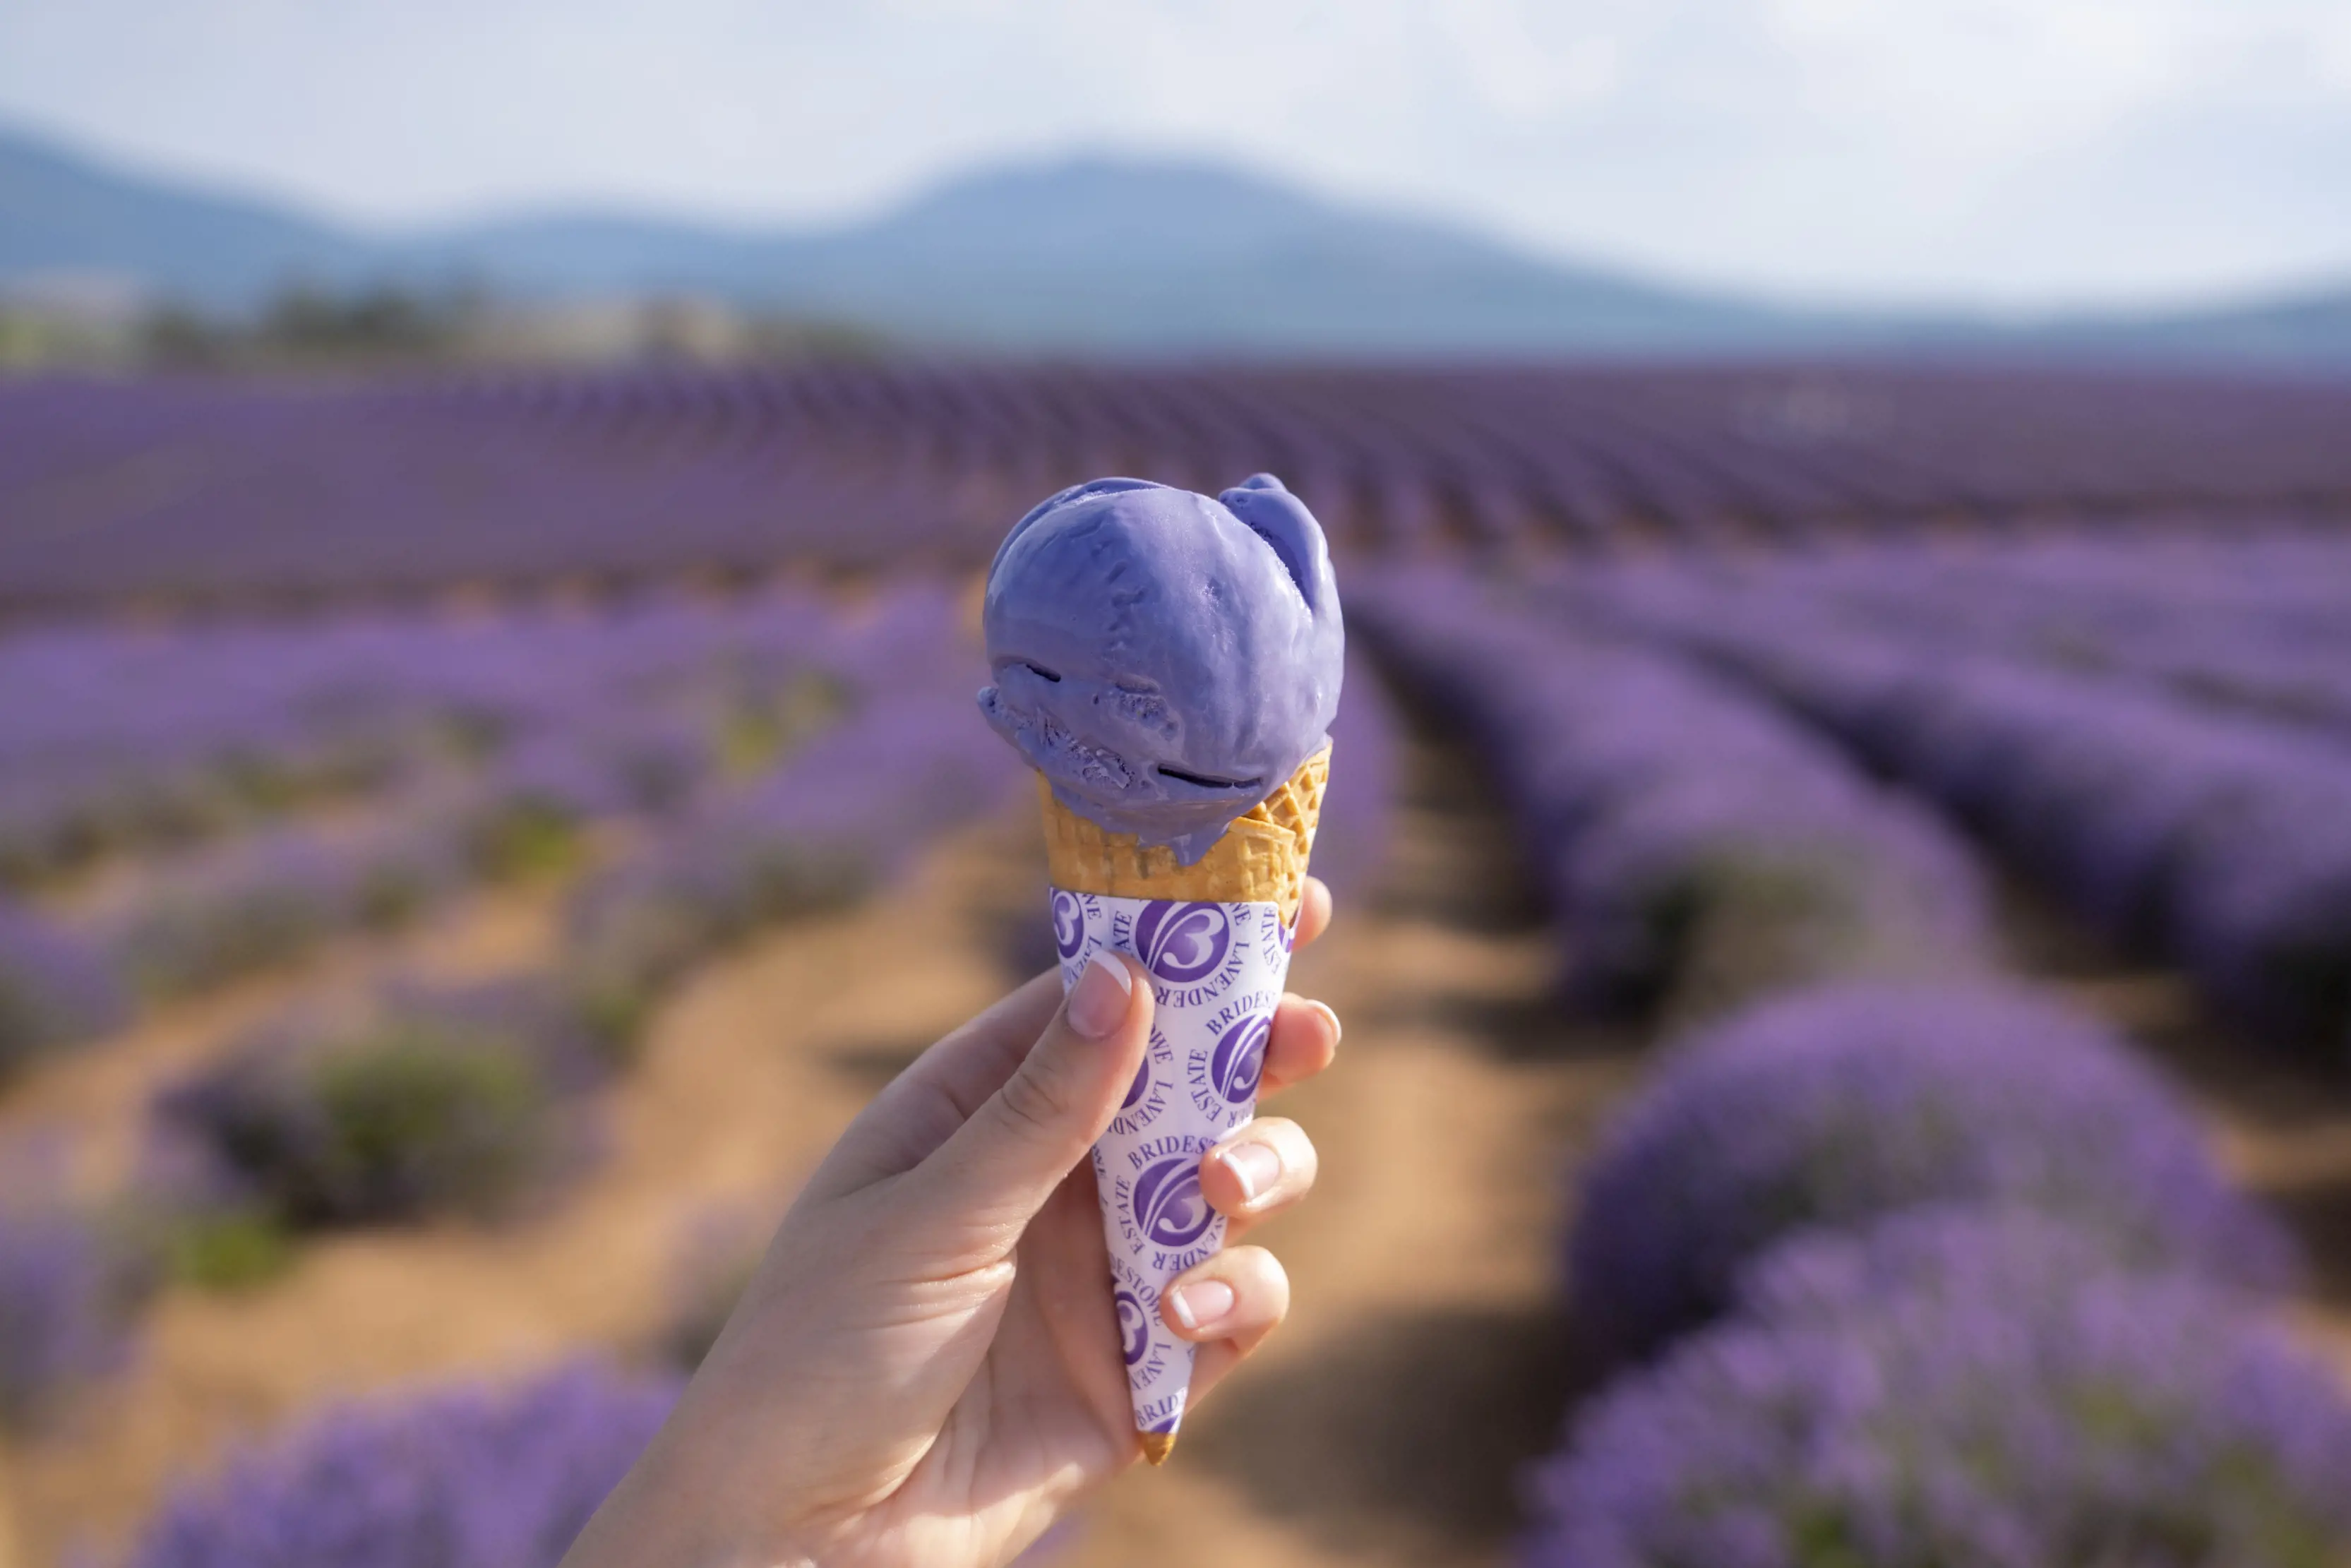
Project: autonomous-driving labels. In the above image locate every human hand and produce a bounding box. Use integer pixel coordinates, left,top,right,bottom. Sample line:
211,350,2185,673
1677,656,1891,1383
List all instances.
565,880,1342,1568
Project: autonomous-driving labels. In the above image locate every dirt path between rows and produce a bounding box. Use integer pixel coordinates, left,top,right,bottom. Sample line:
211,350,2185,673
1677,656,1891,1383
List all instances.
5,731,1644,1568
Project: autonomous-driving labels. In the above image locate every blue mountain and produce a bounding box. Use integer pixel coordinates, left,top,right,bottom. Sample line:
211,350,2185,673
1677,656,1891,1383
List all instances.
412,159,1844,352
0,125,371,302
2,120,2345,363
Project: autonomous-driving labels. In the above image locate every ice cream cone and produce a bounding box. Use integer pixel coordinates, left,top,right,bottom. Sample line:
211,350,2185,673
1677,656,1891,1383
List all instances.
1041,744,1330,1466
981,470,1343,1469
1039,744,1329,921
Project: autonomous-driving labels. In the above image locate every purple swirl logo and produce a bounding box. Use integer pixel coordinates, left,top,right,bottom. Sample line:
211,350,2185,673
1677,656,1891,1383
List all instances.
1051,891,1085,960
1114,1288,1149,1366
1120,1054,1151,1111
1209,1010,1271,1105
1135,901,1231,985
1132,1155,1214,1250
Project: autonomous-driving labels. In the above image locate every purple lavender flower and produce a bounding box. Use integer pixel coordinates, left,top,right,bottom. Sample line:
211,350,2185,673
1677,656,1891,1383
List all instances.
0,897,130,1073
0,1162,142,1430
2173,808,2351,1048
95,830,357,999
1572,563,2351,1051
124,1360,679,1568
592,712,721,813
1730,1203,2227,1326
1355,571,1993,1014
1528,1210,2351,1568
10,371,2351,602
1567,982,2295,1360
0,583,883,909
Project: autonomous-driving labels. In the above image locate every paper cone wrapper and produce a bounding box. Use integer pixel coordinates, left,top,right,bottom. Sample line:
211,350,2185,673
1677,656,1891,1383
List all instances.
1043,746,1328,1465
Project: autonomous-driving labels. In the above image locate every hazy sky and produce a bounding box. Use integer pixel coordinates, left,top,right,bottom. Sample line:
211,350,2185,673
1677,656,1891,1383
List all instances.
2,0,2347,311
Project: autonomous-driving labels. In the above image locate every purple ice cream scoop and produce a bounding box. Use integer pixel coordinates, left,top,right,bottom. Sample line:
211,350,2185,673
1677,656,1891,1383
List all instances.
978,474,1344,865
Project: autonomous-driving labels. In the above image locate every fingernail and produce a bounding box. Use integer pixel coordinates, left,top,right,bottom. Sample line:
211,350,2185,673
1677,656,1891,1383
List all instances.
1168,1278,1236,1332
1067,954,1133,1040
1307,999,1342,1047
1218,1141,1283,1207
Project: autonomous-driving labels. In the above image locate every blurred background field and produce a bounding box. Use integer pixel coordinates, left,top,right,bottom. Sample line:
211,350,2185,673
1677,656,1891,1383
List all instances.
6,6,2351,1565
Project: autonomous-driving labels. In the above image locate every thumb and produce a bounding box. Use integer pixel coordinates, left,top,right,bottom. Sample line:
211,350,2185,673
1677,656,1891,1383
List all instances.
899,952,1151,1265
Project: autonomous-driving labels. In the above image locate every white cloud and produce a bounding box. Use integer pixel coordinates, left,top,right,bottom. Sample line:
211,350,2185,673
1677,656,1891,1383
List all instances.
0,0,2343,306
1431,1,1622,120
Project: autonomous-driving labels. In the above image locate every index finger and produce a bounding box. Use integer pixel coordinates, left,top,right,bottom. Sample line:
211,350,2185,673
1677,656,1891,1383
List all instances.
813,971,1064,1193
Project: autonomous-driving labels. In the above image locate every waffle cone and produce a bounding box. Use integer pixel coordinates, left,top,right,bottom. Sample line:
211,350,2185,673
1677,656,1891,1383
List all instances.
1039,744,1330,922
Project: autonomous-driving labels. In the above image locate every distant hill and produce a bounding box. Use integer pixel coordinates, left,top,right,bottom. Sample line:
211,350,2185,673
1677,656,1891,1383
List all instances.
0,126,371,303
2,119,2346,364
412,160,1845,354
2038,287,2351,367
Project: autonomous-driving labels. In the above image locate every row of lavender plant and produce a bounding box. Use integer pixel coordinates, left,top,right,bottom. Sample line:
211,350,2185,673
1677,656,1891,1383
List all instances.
0,900,127,1079
70,734,680,1003
1565,565,2351,1052
0,734,717,1084
0,585,838,890
1,1151,152,1435
1352,568,1994,1018
105,1346,1061,1568
113,1359,680,1567
1476,558,2351,1555
0,585,964,1079
8,365,2350,603
97,1188,1099,1568
1351,564,2351,1559
1526,981,2350,1564
1598,530,2351,744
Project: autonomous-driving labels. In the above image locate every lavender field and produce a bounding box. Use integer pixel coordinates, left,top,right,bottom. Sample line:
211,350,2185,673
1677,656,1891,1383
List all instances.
6,362,2351,606
4,359,2351,1568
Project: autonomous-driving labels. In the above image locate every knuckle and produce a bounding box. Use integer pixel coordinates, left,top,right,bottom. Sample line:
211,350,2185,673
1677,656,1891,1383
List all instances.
993,1054,1075,1140
1226,1247,1291,1310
